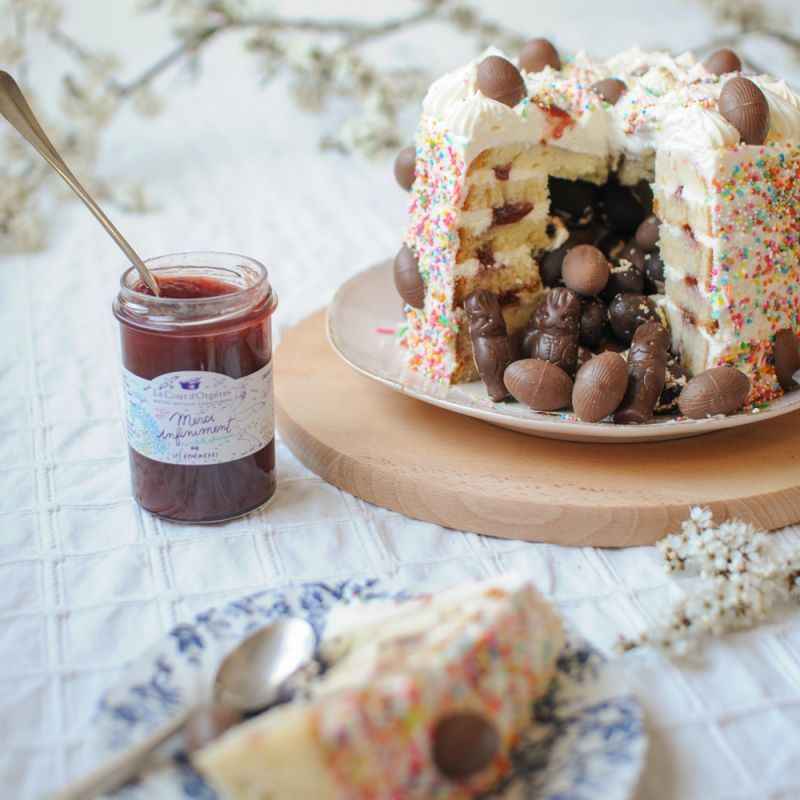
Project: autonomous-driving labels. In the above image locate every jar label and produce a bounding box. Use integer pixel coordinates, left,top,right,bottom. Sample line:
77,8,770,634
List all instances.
121,363,274,465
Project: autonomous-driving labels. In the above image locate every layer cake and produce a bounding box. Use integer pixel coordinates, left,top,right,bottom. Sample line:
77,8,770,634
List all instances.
398,44,800,406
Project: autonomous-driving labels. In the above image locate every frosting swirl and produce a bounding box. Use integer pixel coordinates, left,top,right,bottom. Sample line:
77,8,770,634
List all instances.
751,76,800,140
418,45,800,165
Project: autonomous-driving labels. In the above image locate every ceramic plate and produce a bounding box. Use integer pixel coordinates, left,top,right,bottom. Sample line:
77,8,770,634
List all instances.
326,260,800,443
86,579,646,800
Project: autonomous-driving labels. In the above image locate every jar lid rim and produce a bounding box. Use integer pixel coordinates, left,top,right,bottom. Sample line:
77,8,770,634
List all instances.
119,251,271,302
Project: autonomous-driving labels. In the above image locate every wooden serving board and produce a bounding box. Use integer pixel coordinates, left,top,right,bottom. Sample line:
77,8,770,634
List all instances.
274,309,800,546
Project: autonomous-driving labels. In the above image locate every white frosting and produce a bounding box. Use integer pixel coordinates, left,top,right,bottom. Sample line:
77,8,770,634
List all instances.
751,76,800,140
658,84,741,150
422,61,475,118
419,45,800,167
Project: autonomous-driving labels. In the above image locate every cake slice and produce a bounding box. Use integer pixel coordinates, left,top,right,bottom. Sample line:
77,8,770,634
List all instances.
194,575,563,799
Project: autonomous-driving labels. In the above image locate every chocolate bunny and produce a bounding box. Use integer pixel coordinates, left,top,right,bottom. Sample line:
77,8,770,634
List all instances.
464,290,516,402
614,321,671,424
526,287,581,376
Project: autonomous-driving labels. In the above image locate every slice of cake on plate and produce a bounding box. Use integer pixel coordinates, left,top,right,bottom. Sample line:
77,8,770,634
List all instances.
395,40,800,408
194,574,563,799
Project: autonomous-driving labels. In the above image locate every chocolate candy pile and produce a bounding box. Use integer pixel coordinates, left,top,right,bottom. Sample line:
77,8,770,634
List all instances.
463,231,788,422
466,267,770,422
462,203,766,423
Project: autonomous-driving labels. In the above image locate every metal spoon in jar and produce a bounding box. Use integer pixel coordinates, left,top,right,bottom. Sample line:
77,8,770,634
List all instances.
48,616,317,800
0,71,160,295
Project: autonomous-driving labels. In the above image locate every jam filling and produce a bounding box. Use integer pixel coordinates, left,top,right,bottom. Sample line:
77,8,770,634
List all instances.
492,201,533,227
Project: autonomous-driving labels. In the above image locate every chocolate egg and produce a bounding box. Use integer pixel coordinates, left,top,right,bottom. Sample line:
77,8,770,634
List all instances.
572,351,628,422
719,77,770,146
393,244,425,308
562,244,610,296
773,328,800,390
619,241,647,270
635,215,660,252
432,711,499,779
592,78,627,105
678,366,750,419
608,292,660,344
602,261,644,302
643,252,665,294
504,358,573,411
184,703,242,754
703,48,742,76
519,37,561,73
476,56,526,107
579,297,609,348
540,227,598,288
393,146,416,191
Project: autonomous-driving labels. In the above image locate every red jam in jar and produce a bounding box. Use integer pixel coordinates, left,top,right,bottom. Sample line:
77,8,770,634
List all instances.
113,252,277,522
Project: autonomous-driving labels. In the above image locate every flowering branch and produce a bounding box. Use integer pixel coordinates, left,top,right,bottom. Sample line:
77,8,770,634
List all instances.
1,0,796,255
618,508,800,656
0,0,526,252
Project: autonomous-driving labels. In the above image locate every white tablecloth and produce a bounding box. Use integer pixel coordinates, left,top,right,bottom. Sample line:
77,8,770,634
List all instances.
2,2,800,798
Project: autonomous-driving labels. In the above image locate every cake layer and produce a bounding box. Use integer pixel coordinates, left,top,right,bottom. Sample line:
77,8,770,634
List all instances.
663,269,715,328
467,143,611,186
653,149,713,204
195,576,564,800
664,299,715,377
454,255,543,303
456,213,560,264
653,187,713,235
659,222,713,285
461,179,548,216
458,203,549,239
617,155,654,186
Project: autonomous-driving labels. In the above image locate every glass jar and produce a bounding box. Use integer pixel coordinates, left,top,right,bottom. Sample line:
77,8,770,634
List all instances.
113,252,277,522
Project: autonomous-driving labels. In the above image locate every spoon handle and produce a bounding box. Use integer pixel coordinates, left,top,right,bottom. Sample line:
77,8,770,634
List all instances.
46,708,193,800
0,71,160,296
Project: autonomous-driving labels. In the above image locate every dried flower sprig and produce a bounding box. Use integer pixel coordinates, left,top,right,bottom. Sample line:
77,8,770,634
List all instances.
618,508,800,655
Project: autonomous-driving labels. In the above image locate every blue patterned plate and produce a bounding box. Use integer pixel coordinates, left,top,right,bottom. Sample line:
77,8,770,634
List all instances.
86,579,646,799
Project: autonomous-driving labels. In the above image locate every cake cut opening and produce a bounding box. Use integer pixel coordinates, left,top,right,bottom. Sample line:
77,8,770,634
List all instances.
443,141,675,385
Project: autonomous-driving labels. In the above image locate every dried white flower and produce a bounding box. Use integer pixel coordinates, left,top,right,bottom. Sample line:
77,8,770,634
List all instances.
130,87,163,117
619,508,800,656
26,0,63,28
0,37,27,65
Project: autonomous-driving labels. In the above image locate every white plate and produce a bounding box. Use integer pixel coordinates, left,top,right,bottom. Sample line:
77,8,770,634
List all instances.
87,579,646,800
326,260,800,443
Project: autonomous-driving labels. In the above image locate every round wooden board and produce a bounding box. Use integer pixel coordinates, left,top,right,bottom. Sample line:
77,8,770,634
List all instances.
274,309,800,547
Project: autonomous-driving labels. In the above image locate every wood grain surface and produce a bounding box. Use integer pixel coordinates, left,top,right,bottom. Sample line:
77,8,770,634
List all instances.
274,309,800,546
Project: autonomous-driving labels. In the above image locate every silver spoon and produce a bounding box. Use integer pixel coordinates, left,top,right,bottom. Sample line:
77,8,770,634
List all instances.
47,616,317,800
0,71,160,296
